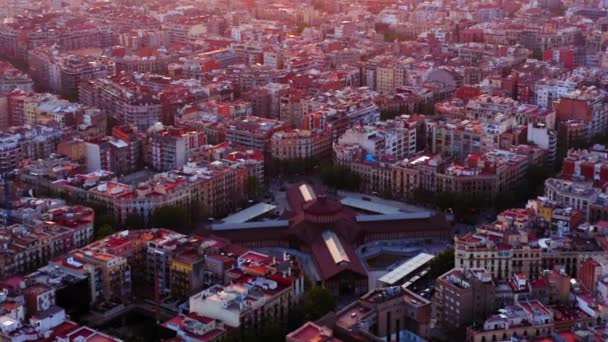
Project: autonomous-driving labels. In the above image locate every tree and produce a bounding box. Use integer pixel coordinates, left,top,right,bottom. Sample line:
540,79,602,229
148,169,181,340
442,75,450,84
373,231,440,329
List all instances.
246,175,261,200
420,101,436,115
287,303,306,332
381,108,401,120
428,249,455,278
125,212,145,229
223,318,285,342
82,201,112,226
413,187,434,206
494,190,517,211
302,286,336,321
319,163,361,191
190,199,206,224
95,224,114,240
343,169,361,191
270,157,319,178
436,191,456,211
96,213,115,229
151,205,191,232
382,188,394,200
528,165,551,192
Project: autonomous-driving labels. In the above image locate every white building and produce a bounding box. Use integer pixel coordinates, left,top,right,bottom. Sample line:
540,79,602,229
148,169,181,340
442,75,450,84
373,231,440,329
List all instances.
544,178,600,219
337,116,417,159
189,251,304,328
535,80,577,109
482,301,553,331
527,122,557,164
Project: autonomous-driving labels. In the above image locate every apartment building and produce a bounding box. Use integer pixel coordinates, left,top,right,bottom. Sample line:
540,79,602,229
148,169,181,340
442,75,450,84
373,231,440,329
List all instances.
535,79,577,109
53,250,131,305
429,119,483,160
454,230,542,282
194,142,265,184
0,61,33,96
226,115,285,151
111,47,173,74
554,86,608,138
0,14,114,62
332,286,431,339
456,220,606,282
146,123,207,171
225,64,285,92
53,160,250,223
0,203,94,279
558,120,590,150
270,128,332,161
28,46,115,99
560,146,608,187
337,118,417,160
8,93,104,134
429,116,523,161
464,94,556,129
466,94,519,121
527,122,557,165
7,90,29,126
189,251,304,328
162,313,226,341
544,178,600,219
432,268,496,331
84,136,135,175
334,144,397,194
466,301,554,342
339,146,528,201
0,124,63,172
0,274,121,341
362,55,407,94
113,124,144,165
304,89,381,142
170,249,205,300
79,75,162,129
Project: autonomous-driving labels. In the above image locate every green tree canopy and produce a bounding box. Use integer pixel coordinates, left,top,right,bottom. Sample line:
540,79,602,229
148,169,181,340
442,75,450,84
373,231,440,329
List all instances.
319,163,361,191
301,286,337,321
246,175,261,200
125,212,146,229
428,249,455,279
95,224,114,240
151,205,191,233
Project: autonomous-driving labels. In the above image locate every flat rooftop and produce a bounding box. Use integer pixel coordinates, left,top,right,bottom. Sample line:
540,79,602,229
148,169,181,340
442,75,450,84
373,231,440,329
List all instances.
210,220,289,231
336,303,372,330
221,203,277,224
378,253,435,286
337,190,426,213
356,212,433,222
340,197,402,214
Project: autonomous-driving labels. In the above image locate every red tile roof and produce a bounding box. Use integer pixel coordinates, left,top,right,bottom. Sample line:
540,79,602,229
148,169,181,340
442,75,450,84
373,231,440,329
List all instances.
310,234,366,280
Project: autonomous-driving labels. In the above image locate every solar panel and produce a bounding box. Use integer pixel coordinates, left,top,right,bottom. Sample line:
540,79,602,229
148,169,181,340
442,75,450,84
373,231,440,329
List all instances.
322,230,350,264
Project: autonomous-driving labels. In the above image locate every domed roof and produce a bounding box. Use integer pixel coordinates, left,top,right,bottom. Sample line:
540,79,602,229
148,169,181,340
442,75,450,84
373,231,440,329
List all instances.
302,195,343,216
